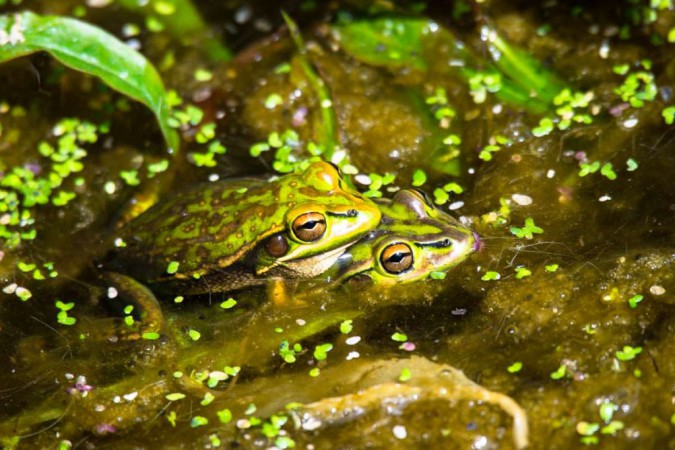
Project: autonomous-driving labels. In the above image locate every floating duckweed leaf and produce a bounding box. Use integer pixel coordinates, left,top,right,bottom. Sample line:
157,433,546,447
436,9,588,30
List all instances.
615,345,642,361
545,264,559,272
17,262,36,272
626,158,638,171
166,261,179,274
599,402,616,423
313,343,333,361
148,159,169,178
15,287,32,301
600,162,617,180
119,170,141,186
481,271,501,281
579,161,601,177
217,408,233,424
200,392,215,406
265,93,283,109
532,117,554,137
142,332,160,340
615,69,657,108
507,362,523,373
0,11,179,151
628,294,644,308
433,188,449,205
576,421,600,436
479,144,501,161
194,68,212,81
165,392,186,401
219,298,237,309
57,311,76,326
398,368,412,382
52,190,76,206
55,300,75,311
274,437,295,449
613,64,630,75
195,122,216,144
190,416,208,427
550,364,567,380
339,320,353,334
309,367,320,377
662,105,675,125
412,169,426,187
430,271,446,280
391,332,408,342
601,421,625,435
510,217,544,239
188,329,201,341
279,340,298,363
515,267,532,279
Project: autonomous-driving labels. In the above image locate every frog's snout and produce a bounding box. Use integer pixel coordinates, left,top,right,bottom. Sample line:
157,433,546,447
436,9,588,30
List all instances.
472,232,483,252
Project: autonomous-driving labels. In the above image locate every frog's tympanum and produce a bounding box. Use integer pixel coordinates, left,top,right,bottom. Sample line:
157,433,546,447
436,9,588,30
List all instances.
103,162,381,296
324,189,480,286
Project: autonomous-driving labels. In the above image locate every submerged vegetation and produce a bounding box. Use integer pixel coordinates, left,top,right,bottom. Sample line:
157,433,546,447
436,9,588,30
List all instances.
1,0,674,448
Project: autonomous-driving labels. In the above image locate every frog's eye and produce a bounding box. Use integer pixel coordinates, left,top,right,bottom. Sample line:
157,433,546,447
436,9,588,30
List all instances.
265,233,289,257
292,212,327,242
380,243,414,274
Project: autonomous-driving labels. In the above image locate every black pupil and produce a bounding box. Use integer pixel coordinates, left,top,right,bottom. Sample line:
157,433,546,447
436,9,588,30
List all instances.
388,251,408,263
301,220,323,230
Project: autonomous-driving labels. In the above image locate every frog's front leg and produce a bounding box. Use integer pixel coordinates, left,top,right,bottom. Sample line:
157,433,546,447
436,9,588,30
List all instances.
103,271,165,340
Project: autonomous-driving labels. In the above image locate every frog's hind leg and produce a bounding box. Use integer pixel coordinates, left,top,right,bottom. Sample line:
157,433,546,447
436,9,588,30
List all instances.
102,271,165,340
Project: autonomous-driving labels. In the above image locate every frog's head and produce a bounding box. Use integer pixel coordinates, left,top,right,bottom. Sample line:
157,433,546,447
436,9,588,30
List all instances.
256,162,381,274
333,189,478,285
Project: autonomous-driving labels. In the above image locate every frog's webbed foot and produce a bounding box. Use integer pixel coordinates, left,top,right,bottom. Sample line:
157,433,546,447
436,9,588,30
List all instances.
266,278,306,307
101,272,166,340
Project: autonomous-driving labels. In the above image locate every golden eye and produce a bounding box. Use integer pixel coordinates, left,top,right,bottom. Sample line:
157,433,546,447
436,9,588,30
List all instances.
292,212,327,242
380,243,413,274
265,233,289,257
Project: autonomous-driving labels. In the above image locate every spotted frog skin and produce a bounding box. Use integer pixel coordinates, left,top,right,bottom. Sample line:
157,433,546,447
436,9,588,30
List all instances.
103,162,382,295
323,189,479,286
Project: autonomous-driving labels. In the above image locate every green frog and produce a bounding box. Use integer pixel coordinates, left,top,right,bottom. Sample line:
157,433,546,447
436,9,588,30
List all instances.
322,189,480,286
102,162,381,306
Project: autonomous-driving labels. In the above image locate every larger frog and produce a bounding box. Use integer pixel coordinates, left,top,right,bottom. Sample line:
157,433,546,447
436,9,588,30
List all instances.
103,162,381,297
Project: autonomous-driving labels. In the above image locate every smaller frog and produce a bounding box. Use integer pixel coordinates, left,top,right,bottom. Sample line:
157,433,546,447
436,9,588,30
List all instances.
323,189,480,286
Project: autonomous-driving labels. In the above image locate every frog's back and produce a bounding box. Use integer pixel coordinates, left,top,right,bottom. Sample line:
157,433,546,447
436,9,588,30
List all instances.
105,177,288,285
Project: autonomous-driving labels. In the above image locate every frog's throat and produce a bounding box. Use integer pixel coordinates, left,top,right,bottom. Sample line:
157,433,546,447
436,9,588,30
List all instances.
255,242,352,277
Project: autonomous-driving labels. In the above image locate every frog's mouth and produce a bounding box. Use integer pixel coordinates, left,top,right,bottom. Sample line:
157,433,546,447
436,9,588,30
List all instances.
258,242,351,277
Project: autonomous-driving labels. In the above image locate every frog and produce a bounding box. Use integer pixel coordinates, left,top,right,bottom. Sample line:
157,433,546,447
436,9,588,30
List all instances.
100,162,381,332
321,189,480,286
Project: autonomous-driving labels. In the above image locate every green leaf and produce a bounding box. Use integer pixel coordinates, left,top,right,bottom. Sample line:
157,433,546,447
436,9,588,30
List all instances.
0,11,179,151
481,271,501,281
412,169,427,187
391,332,408,342
507,362,523,373
165,392,186,401
628,294,643,308
335,17,430,71
339,320,353,334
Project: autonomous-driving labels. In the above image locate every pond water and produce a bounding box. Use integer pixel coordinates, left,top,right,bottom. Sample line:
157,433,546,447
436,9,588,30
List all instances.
0,1,673,449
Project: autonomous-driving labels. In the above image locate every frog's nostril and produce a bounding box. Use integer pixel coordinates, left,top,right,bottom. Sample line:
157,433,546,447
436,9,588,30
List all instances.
472,232,483,252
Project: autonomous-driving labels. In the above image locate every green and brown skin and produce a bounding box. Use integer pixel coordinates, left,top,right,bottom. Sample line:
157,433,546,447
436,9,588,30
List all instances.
323,189,480,286
103,162,382,296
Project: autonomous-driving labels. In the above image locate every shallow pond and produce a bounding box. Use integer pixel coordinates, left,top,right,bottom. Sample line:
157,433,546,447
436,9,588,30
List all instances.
0,1,673,449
